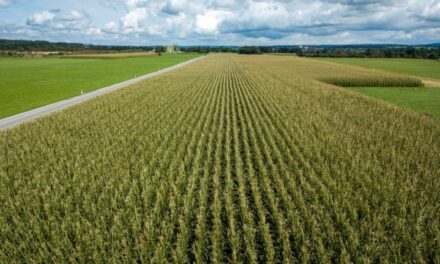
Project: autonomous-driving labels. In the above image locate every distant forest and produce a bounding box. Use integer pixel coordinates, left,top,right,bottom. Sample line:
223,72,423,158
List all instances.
236,45,440,59
296,45,440,60
1,39,439,59
0,39,153,52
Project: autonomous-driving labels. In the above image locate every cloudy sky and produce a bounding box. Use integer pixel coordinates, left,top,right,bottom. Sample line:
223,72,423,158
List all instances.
0,0,439,45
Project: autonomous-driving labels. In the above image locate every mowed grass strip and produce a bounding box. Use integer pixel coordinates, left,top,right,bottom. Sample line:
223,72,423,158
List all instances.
0,53,199,118
1,54,439,263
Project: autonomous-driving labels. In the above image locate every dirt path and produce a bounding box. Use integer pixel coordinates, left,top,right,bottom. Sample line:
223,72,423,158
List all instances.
422,79,440,87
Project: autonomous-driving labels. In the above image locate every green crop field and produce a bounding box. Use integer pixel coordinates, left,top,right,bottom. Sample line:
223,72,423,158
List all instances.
0,54,199,118
266,56,423,87
311,57,440,81
1,55,439,263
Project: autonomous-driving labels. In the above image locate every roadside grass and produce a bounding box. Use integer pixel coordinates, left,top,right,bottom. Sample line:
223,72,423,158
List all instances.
311,57,440,80
0,53,199,118
348,87,440,118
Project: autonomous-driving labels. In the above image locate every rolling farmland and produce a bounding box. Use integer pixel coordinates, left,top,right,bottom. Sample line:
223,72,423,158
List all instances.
1,54,439,262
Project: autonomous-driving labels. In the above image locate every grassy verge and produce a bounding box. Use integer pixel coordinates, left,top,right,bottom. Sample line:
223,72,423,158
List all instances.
349,87,440,118
0,54,199,118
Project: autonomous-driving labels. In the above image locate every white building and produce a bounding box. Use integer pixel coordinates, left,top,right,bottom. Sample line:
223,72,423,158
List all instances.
166,44,180,53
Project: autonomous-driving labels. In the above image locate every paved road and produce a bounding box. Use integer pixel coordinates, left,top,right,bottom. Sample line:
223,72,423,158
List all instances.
0,56,205,131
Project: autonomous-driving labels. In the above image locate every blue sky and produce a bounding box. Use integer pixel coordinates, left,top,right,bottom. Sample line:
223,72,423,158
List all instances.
0,0,439,45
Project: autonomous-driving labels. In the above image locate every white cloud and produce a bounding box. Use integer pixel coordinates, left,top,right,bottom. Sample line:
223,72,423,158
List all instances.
85,27,103,35
147,25,163,36
121,7,147,33
0,0,11,7
104,21,119,33
62,11,86,21
22,9,105,41
162,0,187,15
416,0,440,21
195,10,231,35
165,13,192,37
240,2,290,29
125,0,148,9
2,0,440,45
209,0,241,9
27,11,56,25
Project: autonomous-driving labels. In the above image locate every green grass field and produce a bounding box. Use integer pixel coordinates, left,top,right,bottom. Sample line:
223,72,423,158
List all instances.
348,87,440,118
311,57,440,80
1,55,439,262
0,54,199,118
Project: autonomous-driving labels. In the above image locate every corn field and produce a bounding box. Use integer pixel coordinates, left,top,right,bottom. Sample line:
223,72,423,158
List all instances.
255,55,424,87
0,54,439,263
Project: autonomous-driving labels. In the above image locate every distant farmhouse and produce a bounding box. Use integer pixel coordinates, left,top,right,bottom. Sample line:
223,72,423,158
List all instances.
166,44,180,53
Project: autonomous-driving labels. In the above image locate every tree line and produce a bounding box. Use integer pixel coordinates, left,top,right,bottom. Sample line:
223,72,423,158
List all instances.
236,46,440,59
298,46,440,60
1,39,439,59
0,39,153,53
